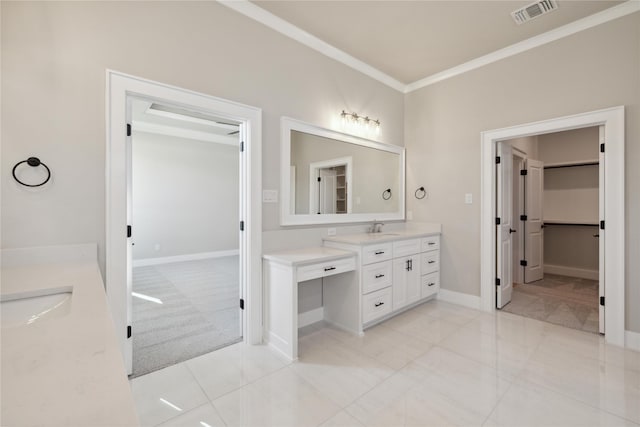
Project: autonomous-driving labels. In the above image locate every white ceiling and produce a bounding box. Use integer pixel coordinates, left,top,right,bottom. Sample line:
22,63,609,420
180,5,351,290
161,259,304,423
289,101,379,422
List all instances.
251,0,624,84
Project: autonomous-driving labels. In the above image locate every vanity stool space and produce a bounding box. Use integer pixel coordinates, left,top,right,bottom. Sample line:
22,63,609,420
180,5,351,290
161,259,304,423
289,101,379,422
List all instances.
323,228,441,331
263,247,357,361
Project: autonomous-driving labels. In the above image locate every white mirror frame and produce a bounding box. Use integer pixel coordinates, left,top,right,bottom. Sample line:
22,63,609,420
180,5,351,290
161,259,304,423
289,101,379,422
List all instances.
281,117,405,226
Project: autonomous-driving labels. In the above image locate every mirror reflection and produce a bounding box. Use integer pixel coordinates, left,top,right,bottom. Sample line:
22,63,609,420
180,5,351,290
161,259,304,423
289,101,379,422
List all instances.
290,131,400,215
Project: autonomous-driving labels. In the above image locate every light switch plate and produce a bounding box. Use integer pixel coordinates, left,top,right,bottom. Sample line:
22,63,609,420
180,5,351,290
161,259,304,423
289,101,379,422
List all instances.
465,193,473,204
262,190,278,203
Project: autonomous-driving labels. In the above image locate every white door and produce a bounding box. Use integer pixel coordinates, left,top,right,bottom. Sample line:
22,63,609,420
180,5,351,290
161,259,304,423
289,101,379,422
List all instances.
525,159,544,283
125,97,134,375
598,125,605,334
319,169,337,214
496,143,513,308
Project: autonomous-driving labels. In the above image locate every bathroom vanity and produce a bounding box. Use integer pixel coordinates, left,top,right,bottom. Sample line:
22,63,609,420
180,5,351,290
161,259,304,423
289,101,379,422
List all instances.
263,226,441,361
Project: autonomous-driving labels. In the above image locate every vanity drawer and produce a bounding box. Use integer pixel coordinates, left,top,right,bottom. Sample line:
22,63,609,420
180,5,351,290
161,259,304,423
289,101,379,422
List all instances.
362,261,392,294
362,287,392,324
421,235,440,252
362,243,393,265
421,272,440,298
297,256,356,282
421,251,439,274
392,238,421,258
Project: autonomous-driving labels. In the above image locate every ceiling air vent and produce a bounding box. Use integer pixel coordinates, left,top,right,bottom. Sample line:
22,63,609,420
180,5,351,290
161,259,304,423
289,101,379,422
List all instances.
511,0,558,25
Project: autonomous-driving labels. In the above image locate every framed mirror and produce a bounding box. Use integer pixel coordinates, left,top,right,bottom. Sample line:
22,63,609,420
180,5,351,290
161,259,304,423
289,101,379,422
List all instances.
281,117,405,226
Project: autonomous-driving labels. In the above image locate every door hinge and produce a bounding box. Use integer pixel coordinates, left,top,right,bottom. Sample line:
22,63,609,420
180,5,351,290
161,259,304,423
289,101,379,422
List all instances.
520,169,528,176
496,156,501,164
600,143,605,153
127,225,132,238
520,260,528,267
240,141,244,152
496,278,501,286
496,217,501,225
127,325,132,339
600,220,605,230
600,296,605,306
240,298,245,310
520,214,527,221
127,124,132,137
240,221,245,231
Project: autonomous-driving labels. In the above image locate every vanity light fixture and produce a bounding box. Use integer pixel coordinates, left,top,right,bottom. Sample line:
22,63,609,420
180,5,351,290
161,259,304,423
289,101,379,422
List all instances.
340,110,381,129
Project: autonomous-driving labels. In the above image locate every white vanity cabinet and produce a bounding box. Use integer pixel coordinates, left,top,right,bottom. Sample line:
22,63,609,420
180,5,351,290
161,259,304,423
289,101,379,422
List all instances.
324,227,441,331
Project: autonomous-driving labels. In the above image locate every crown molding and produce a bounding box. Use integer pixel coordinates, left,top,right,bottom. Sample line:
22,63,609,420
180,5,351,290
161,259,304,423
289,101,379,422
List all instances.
405,0,640,93
217,0,406,92
219,0,640,94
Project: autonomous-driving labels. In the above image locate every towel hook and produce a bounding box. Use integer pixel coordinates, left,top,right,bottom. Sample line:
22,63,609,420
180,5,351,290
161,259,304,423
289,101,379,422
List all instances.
415,186,427,199
12,157,51,187
382,188,392,200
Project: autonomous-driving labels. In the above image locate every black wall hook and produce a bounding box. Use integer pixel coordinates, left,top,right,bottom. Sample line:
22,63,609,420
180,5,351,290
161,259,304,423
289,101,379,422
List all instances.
12,157,51,187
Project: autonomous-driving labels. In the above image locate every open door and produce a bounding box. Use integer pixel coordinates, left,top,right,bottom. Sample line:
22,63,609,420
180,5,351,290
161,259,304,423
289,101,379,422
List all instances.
598,125,605,334
496,142,513,308
524,159,544,283
319,169,337,214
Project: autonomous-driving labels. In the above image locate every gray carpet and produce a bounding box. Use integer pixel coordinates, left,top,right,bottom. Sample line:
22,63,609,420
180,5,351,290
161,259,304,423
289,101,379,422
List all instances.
501,273,599,334
131,256,241,377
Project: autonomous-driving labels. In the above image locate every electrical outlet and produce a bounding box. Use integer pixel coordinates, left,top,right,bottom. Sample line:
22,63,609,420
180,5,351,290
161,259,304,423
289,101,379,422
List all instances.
327,228,337,236
465,193,473,204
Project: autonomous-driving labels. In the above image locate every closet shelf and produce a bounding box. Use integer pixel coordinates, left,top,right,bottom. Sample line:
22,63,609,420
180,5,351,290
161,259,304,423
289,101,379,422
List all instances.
544,160,599,169
544,220,599,226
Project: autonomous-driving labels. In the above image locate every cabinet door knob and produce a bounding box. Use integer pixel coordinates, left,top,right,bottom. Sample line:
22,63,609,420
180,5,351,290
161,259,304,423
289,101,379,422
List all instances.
428,260,435,264
428,282,435,287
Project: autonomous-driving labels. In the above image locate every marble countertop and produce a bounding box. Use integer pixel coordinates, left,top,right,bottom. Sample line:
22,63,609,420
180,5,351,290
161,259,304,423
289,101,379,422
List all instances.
1,244,139,427
263,246,356,267
323,223,441,245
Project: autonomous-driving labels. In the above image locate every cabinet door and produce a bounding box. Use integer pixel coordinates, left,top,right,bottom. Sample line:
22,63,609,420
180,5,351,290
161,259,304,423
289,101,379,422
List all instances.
392,255,420,310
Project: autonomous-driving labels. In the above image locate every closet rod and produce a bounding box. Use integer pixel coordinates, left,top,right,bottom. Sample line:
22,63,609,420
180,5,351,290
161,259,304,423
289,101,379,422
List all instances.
544,161,599,169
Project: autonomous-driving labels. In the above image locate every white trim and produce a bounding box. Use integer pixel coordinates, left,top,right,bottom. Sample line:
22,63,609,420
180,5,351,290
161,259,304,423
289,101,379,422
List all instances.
437,289,482,310
219,0,639,94
625,330,640,352
106,70,262,375
480,106,625,347
543,264,598,281
298,307,324,328
132,249,240,268
217,0,405,92
132,121,238,146
405,1,639,92
280,116,405,226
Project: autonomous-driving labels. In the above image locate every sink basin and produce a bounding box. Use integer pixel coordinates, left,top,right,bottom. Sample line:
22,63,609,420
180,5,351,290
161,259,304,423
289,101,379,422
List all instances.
1,288,72,328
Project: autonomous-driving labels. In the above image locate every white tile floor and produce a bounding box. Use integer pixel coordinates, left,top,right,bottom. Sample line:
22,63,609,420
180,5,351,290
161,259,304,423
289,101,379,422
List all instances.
130,300,640,427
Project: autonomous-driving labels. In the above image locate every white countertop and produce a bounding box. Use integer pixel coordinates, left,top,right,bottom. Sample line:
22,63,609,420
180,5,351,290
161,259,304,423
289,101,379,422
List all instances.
1,245,139,427
263,247,356,267
323,223,441,245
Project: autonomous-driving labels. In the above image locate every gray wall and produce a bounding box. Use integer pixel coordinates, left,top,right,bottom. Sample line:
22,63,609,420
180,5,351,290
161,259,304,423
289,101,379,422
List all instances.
1,1,404,270
405,12,640,332
131,132,239,260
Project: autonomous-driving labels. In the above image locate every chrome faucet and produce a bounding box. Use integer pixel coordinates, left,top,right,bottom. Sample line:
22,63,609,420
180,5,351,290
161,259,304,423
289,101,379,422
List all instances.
369,220,385,233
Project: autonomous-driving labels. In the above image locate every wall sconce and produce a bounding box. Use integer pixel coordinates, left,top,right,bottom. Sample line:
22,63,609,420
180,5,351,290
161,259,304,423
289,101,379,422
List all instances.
341,110,381,130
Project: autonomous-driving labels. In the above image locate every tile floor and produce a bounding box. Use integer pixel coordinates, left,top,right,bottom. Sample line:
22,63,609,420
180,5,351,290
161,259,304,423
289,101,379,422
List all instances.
129,300,640,427
502,274,599,333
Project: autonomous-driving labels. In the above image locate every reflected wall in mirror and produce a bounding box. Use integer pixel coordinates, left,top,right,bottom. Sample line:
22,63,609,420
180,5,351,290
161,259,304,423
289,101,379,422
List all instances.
281,117,405,226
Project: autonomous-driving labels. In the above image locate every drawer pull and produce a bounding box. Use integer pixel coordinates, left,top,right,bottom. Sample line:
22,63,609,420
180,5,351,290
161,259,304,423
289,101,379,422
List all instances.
428,260,436,264
428,242,436,246
375,274,385,278
428,282,436,287
324,266,336,272
374,302,385,307
374,251,385,255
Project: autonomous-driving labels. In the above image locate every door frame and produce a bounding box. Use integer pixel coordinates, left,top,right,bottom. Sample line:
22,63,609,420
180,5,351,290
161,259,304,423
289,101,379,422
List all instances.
106,70,263,373
480,106,625,346
308,156,353,214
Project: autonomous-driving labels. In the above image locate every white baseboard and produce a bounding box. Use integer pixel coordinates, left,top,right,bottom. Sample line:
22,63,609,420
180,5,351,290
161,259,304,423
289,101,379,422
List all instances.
133,249,239,267
544,264,598,280
626,330,640,352
298,307,324,328
437,289,482,310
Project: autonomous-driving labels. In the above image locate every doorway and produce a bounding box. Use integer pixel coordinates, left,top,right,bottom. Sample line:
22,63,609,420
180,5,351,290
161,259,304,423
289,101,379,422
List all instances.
480,106,625,347
497,127,601,334
106,71,263,375
128,98,243,376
